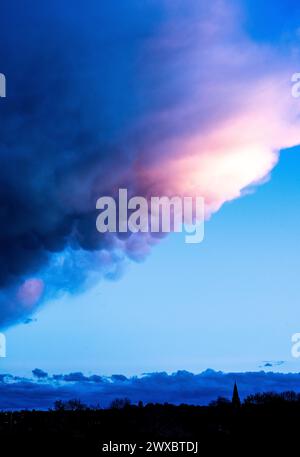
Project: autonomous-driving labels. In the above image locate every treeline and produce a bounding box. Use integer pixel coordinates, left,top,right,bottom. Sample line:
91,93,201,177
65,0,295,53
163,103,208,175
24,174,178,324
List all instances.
49,390,300,411
0,391,300,452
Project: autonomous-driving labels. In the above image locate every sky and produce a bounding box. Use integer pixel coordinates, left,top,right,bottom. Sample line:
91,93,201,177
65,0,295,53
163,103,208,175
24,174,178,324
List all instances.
0,0,300,406
2,146,300,378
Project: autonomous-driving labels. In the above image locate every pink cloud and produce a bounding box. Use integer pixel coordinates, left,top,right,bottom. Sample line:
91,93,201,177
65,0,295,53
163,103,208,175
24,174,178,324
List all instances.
17,279,44,309
131,2,300,218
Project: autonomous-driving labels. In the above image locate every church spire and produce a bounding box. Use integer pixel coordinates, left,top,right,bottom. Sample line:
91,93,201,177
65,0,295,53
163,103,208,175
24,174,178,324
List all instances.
232,381,241,408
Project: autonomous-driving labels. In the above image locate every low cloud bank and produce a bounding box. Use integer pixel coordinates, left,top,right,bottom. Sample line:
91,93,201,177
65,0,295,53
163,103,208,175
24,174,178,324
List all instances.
1,369,300,410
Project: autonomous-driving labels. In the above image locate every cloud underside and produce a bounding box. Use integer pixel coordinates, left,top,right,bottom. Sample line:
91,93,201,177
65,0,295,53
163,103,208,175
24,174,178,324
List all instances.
0,0,299,327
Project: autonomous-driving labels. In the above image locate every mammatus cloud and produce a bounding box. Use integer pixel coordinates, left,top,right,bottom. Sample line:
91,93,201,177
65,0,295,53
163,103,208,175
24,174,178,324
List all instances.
0,0,299,326
1,369,300,410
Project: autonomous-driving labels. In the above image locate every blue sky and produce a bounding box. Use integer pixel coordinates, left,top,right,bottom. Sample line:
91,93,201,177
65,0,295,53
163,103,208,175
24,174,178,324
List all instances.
2,147,300,377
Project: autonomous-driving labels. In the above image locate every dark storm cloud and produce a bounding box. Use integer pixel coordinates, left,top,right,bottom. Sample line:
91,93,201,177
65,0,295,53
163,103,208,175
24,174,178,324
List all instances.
1,369,300,410
0,0,165,327
0,0,299,328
